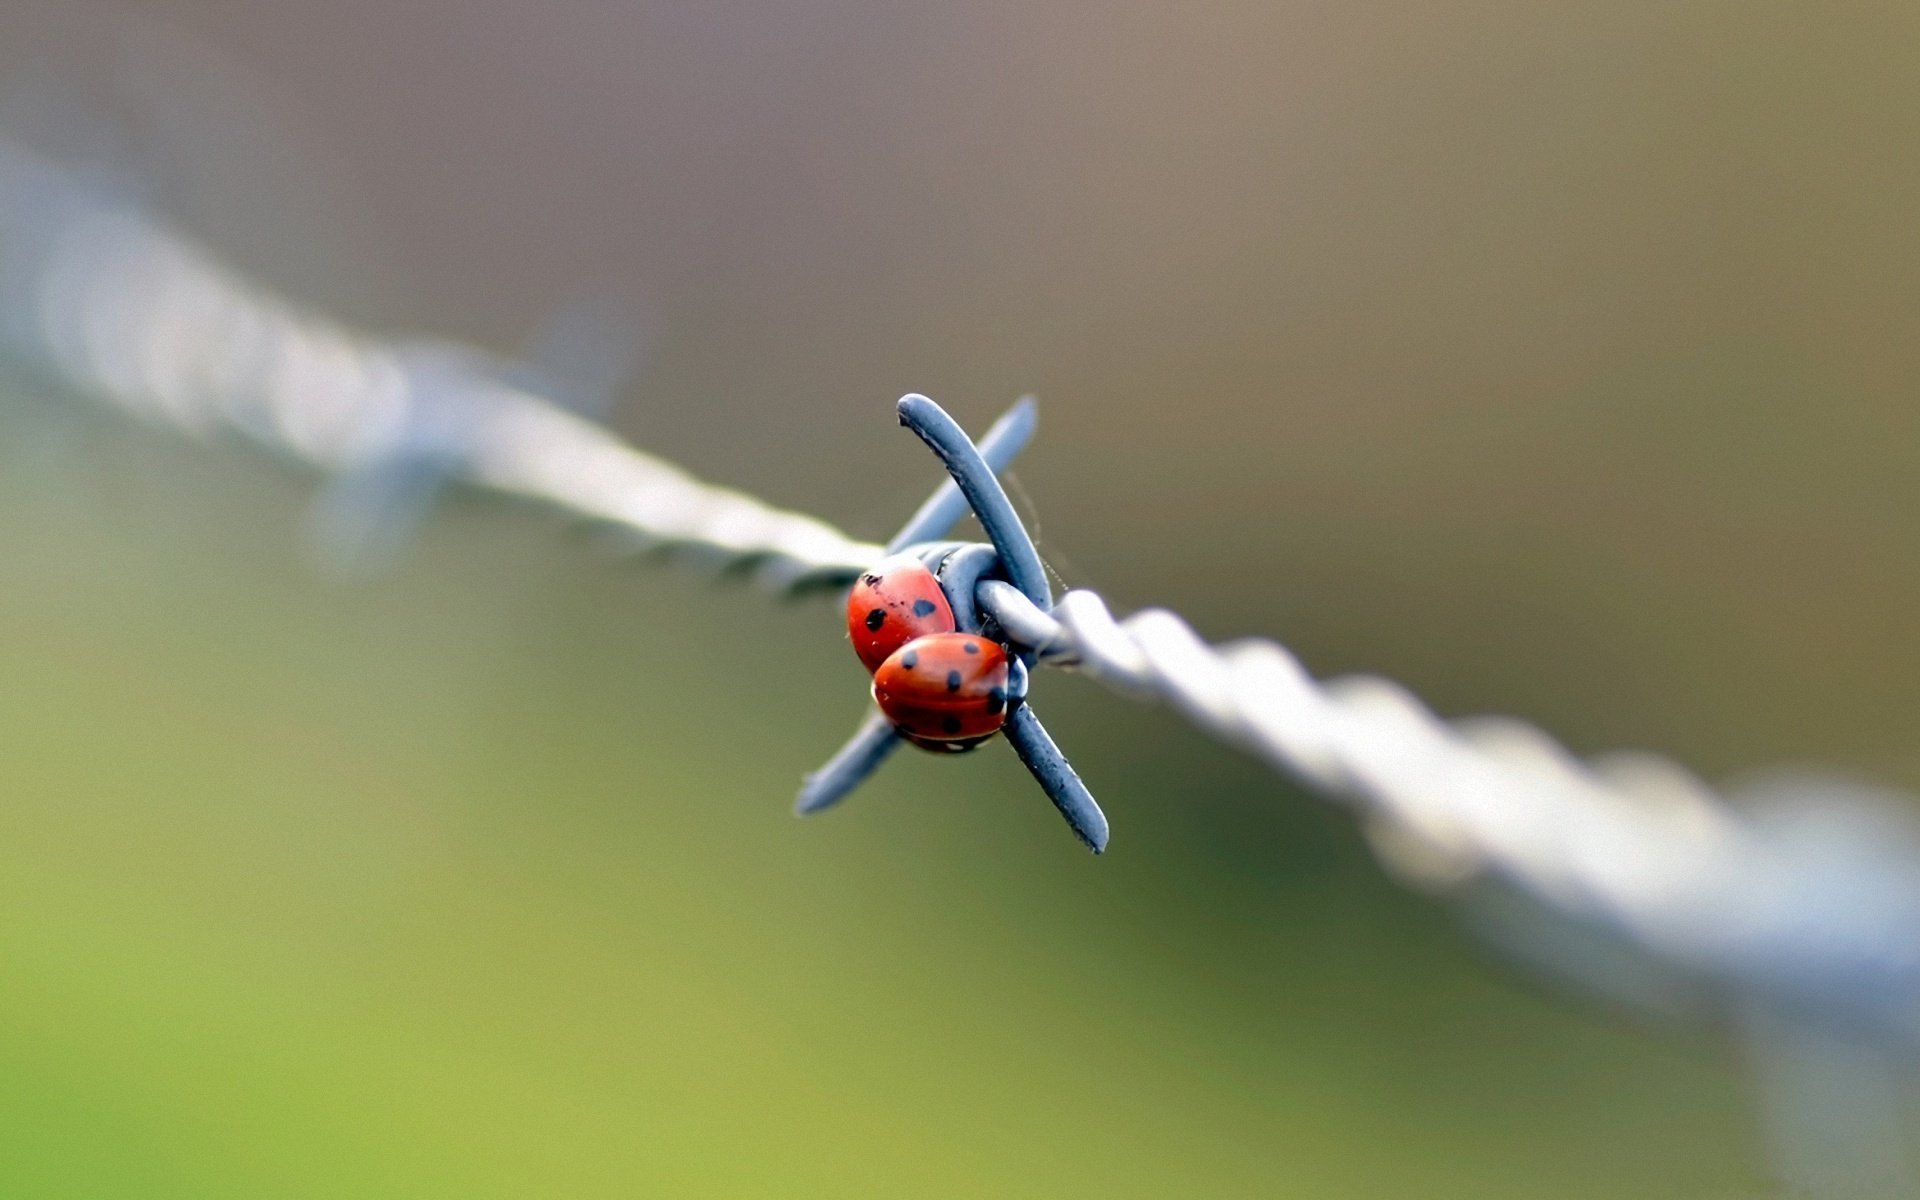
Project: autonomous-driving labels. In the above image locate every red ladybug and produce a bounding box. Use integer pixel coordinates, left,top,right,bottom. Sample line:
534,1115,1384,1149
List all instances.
846,554,956,672
872,632,1013,752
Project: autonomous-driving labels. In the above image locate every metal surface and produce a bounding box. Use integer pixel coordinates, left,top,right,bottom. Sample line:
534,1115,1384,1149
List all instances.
0,136,883,594
799,398,1108,852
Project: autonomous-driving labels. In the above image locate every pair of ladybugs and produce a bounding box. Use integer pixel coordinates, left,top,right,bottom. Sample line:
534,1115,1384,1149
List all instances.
845,554,1024,752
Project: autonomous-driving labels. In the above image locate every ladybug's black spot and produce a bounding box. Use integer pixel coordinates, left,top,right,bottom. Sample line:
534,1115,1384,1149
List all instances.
862,574,881,586
963,641,979,654
943,716,963,734
902,649,918,669
865,609,886,631
985,687,1006,715
946,670,963,692
912,598,938,617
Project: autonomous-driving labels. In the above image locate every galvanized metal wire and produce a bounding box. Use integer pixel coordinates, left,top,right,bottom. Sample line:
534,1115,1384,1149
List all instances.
8,130,1920,1132
0,137,882,592
977,582,1920,1044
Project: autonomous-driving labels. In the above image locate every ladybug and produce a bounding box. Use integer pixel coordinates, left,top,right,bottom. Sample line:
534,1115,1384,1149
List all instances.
846,554,956,672
872,632,1014,752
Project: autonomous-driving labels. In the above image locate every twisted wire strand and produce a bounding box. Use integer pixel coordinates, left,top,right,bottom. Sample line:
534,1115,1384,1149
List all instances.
978,580,1920,1044
0,136,883,591
7,135,1920,1054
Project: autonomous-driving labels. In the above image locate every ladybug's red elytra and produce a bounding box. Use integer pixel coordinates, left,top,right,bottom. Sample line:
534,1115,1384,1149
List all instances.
871,632,1013,752
846,554,957,672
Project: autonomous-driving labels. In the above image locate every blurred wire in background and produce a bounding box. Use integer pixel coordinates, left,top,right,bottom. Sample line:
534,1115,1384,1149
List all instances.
3,118,1918,1196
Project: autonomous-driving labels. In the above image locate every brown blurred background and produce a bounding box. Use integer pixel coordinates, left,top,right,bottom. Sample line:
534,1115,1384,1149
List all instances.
0,1,1916,1196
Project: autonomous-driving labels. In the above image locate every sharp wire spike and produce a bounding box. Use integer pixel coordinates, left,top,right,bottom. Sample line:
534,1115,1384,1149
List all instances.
301,450,452,580
299,346,495,579
895,394,1050,610
797,394,1106,852
886,395,1036,553
1004,705,1108,853
507,295,645,424
796,709,903,815
794,395,1042,818
885,394,1106,851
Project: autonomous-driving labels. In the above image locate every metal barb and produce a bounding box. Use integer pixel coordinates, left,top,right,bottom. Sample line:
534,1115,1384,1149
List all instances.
1004,705,1108,852
895,394,1051,610
300,346,495,581
796,708,902,816
796,395,1109,854
791,396,1040,818
886,396,1036,554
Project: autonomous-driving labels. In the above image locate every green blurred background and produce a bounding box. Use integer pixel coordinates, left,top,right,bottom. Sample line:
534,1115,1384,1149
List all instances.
2,1,1918,1195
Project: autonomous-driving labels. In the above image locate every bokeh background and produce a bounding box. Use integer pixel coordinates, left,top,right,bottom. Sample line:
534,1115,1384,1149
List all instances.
1,2,1917,1195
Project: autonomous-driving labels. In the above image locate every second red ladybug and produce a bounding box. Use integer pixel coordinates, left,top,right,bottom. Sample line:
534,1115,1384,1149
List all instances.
872,632,1013,752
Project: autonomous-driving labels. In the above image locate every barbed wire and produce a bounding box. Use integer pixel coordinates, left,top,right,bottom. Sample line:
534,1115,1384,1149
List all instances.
0,136,881,592
4,134,1920,1190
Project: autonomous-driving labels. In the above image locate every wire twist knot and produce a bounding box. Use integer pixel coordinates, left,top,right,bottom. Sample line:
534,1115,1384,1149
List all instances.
794,395,1109,853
